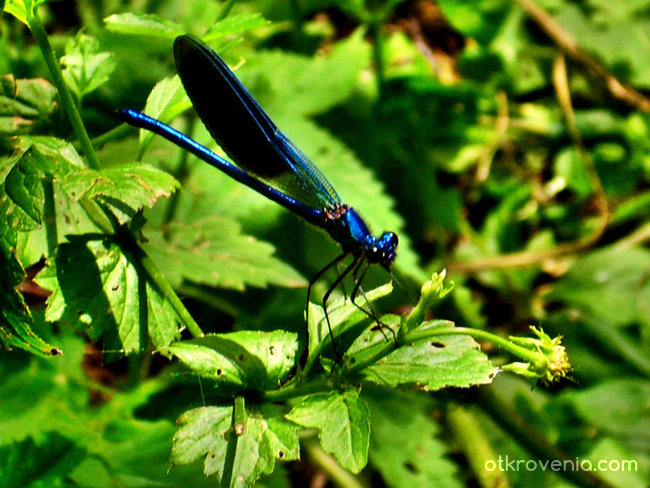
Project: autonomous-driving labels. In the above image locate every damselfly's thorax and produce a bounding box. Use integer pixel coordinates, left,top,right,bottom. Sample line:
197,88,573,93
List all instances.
322,203,398,268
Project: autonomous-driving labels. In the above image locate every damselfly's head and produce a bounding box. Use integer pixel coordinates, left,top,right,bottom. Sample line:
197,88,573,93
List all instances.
366,231,398,268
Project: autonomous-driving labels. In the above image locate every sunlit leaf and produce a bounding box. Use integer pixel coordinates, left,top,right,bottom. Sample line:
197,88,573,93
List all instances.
286,389,370,473
104,12,183,38
35,237,181,354
172,404,299,484
60,33,116,99
167,330,298,390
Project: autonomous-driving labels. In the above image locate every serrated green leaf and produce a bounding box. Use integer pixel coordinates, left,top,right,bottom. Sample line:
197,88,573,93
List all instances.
0,235,61,356
204,13,270,42
362,320,497,390
365,388,463,488
306,282,393,367
286,389,370,473
61,163,179,224
145,215,305,290
3,0,48,24
103,12,183,38
0,75,58,135
0,432,86,487
1,137,88,246
167,331,298,390
35,237,181,353
172,404,299,485
4,141,78,226
60,33,116,99
137,76,191,155
4,147,47,224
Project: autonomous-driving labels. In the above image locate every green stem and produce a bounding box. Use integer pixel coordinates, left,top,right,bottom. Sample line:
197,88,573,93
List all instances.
304,439,367,488
132,241,204,338
348,325,546,377
88,122,133,150
447,404,510,488
162,118,194,228
233,395,246,434
177,283,240,317
216,0,237,21
42,177,58,254
479,388,617,488
28,11,101,170
79,199,117,235
370,21,386,100
261,379,330,403
221,397,243,488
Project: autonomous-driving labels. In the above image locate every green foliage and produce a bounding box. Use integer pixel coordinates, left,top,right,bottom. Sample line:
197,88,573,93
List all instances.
1,0,649,486
287,389,370,473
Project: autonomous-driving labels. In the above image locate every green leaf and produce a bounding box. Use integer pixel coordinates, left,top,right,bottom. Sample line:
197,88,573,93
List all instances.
306,283,393,367
549,245,650,327
553,147,594,199
362,320,497,390
61,163,179,224
0,235,61,356
172,404,299,485
365,388,463,488
35,237,181,353
0,75,58,135
0,432,86,487
4,147,49,224
103,12,184,38
167,330,298,391
3,140,79,227
286,389,370,473
563,379,650,443
137,76,191,155
203,13,270,42
145,216,305,290
3,0,48,25
60,33,116,100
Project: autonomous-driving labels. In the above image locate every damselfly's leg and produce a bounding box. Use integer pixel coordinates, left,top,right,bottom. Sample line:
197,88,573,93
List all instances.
306,252,349,359
350,262,397,344
306,252,348,326
321,255,360,361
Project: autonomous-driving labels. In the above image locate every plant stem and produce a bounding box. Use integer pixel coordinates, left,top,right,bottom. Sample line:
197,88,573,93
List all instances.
217,0,237,22
130,240,204,338
447,404,510,488
261,379,331,403
304,438,367,488
370,21,386,100
42,177,58,254
348,323,545,377
221,396,244,488
29,11,101,170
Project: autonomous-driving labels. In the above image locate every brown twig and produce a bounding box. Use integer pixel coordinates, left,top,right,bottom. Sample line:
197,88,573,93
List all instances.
515,0,650,112
448,52,610,274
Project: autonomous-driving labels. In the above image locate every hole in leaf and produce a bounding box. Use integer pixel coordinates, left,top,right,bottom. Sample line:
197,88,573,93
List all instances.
431,341,445,348
216,369,223,376
269,346,275,355
238,353,247,362
404,461,419,473
278,450,285,459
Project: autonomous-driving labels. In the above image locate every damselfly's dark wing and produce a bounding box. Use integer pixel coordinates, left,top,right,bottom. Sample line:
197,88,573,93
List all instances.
174,35,341,211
